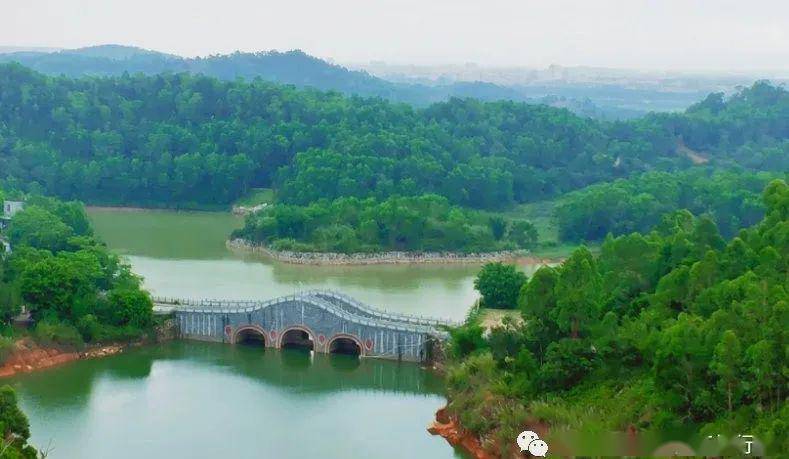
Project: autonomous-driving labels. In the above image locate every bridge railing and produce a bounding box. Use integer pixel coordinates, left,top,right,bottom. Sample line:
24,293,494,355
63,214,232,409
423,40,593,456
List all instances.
304,289,460,328
152,293,448,335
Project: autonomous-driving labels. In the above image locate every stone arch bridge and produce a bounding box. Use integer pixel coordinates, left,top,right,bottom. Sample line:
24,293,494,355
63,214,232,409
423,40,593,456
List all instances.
153,290,457,362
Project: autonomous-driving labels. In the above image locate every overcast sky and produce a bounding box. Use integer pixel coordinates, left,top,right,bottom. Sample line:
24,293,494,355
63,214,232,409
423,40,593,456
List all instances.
2,0,788,71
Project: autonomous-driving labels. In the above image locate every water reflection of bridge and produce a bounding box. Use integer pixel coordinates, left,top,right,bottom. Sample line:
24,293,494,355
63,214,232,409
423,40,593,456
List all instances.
154,290,457,362
10,342,445,413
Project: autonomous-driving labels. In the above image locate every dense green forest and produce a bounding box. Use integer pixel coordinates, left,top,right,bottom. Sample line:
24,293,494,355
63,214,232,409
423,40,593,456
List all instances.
232,194,538,253
554,169,784,242
0,64,786,212
446,179,788,456
1,64,786,253
0,191,154,348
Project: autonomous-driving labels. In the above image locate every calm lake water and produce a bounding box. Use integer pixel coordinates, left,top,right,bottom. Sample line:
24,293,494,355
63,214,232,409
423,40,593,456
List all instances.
87,208,485,322
10,208,545,458
9,342,459,459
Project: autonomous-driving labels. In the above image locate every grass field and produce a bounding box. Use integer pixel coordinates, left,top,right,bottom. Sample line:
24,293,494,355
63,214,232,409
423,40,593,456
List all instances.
234,188,275,207
491,197,589,259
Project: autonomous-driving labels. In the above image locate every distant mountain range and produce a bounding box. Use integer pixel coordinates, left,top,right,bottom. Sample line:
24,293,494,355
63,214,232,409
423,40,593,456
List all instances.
0,44,762,119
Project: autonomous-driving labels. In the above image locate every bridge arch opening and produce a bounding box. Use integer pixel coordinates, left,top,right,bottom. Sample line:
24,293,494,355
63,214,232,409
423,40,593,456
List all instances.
280,327,314,352
328,335,362,357
235,327,267,347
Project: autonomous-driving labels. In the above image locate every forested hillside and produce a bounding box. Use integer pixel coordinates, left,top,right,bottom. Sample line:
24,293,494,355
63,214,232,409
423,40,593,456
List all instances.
0,46,636,116
1,64,785,212
446,179,788,456
554,169,785,242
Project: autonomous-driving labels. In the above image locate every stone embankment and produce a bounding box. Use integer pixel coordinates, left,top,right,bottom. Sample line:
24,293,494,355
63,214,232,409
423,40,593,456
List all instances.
232,203,267,216
227,239,528,265
0,339,124,377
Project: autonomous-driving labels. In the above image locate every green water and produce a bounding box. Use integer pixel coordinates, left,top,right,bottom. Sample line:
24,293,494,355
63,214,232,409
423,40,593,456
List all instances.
10,208,545,458
87,207,499,321
9,342,461,458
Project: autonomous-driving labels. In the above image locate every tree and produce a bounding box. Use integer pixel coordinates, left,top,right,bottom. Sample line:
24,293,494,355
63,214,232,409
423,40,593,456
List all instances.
474,262,527,309
554,247,602,338
518,265,557,318
488,216,508,240
19,251,102,320
539,338,596,390
0,385,37,458
508,220,538,249
107,289,154,328
711,330,743,413
6,206,73,252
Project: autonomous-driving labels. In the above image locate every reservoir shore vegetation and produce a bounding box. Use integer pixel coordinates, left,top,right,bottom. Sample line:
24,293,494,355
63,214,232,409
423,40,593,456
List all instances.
437,180,788,458
0,191,160,456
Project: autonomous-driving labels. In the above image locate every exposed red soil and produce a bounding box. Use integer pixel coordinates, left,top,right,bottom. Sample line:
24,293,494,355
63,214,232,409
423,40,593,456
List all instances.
428,407,496,459
0,339,125,377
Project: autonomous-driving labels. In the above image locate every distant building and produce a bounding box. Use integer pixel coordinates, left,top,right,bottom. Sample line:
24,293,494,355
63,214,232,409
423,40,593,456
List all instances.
3,200,24,217
0,200,25,230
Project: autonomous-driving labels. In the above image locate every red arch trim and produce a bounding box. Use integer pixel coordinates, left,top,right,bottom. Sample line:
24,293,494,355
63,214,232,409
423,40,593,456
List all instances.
277,325,317,349
326,333,365,356
233,325,267,345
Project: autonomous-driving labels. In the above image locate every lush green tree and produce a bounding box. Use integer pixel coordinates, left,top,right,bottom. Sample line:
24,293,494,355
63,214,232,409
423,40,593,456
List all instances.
488,216,508,240
711,330,743,413
538,338,597,390
0,386,37,458
107,289,154,328
18,251,102,320
554,247,602,338
507,220,538,249
474,262,528,309
6,206,73,252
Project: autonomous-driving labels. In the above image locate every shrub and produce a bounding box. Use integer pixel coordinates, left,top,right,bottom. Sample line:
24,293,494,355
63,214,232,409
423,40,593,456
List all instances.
0,335,15,365
539,339,598,390
448,324,487,358
76,314,102,342
77,314,145,343
32,320,83,347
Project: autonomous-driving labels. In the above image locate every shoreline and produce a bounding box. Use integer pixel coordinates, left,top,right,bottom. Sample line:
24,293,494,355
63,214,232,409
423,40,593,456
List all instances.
227,238,558,266
0,320,177,378
0,338,133,378
428,406,493,459
86,205,233,214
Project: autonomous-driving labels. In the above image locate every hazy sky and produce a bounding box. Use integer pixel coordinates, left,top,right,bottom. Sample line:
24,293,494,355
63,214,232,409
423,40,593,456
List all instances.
2,0,788,70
